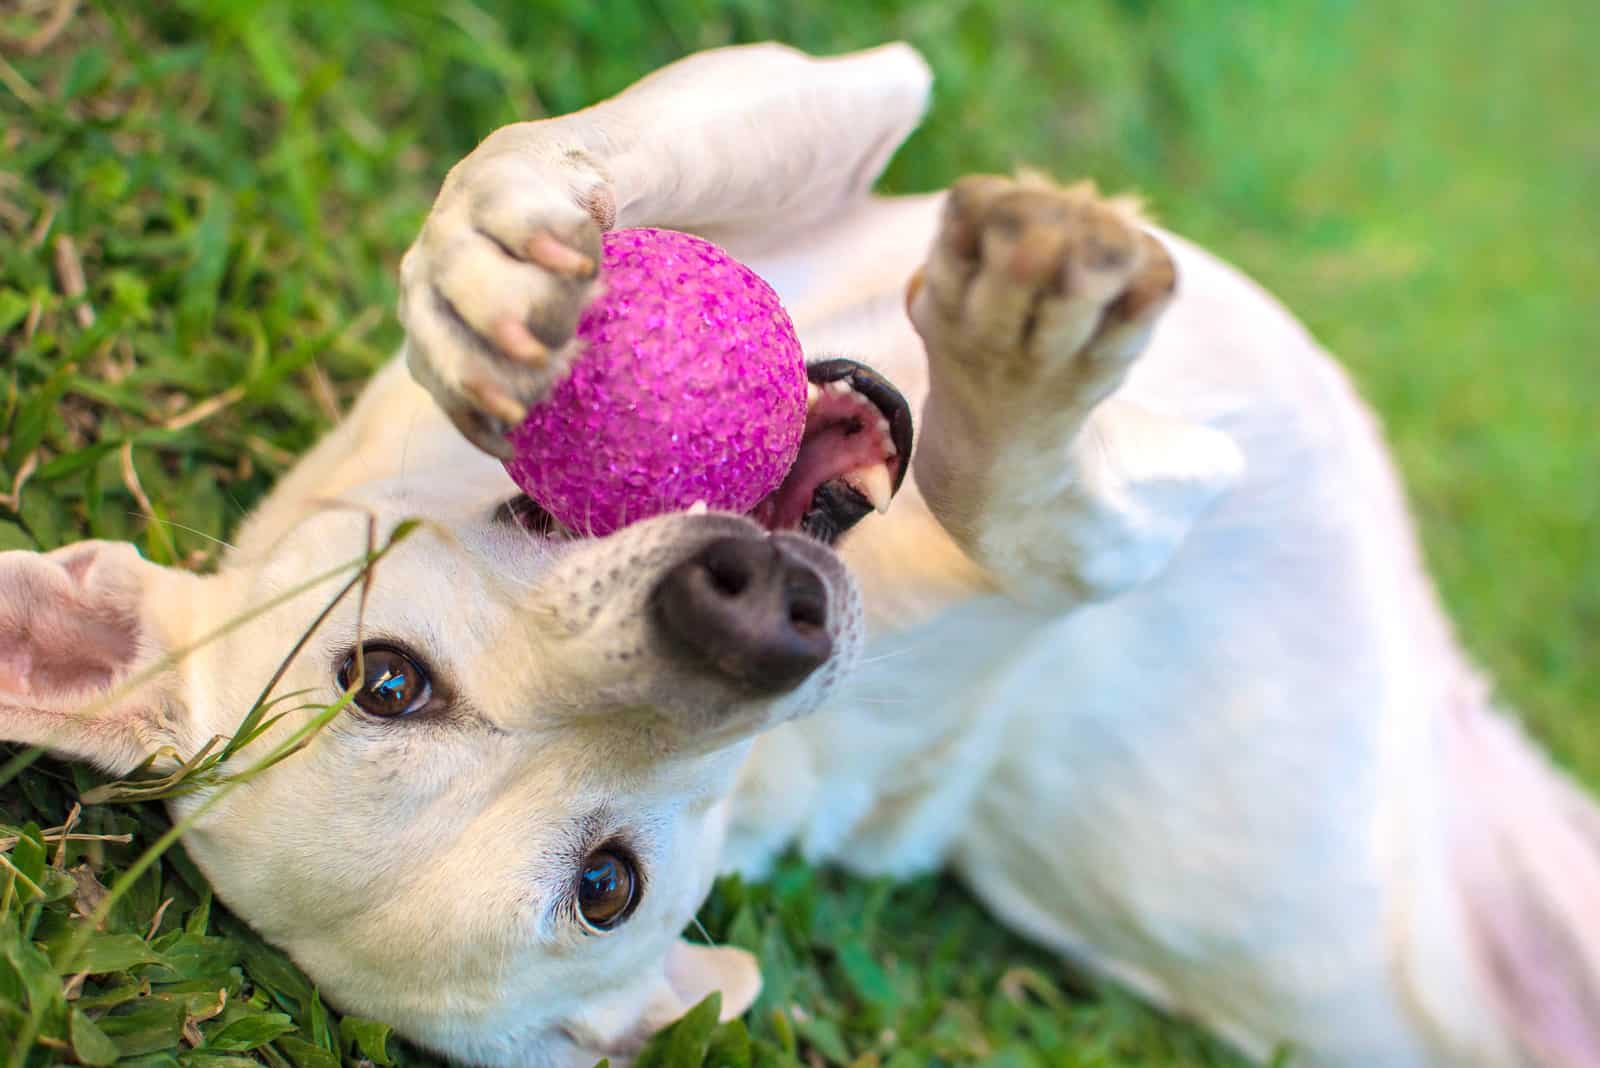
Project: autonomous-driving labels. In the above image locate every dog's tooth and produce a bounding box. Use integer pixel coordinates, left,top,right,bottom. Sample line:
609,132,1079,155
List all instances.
843,462,894,514
807,382,822,407
874,417,898,459
827,379,852,396
688,500,709,516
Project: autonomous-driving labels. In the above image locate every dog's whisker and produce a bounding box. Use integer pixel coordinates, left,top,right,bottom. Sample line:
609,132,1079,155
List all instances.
856,646,918,666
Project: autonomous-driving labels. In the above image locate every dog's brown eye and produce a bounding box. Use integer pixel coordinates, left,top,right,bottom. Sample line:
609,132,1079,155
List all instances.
337,645,431,718
576,848,638,933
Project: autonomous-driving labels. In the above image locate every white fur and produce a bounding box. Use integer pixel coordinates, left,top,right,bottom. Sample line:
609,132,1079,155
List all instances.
3,42,1596,1068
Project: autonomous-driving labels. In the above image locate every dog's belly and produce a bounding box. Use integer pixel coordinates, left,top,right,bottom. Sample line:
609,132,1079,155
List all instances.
731,578,1445,1065
735,534,1463,1066
945,594,1425,1066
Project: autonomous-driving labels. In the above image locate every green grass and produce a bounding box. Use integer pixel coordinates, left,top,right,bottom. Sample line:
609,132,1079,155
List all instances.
1,0,1595,1065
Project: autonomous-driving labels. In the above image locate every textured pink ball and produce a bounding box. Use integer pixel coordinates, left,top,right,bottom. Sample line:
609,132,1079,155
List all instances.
503,228,807,536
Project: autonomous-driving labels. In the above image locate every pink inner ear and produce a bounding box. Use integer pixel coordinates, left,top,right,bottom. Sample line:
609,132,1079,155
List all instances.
0,541,182,774
0,548,142,704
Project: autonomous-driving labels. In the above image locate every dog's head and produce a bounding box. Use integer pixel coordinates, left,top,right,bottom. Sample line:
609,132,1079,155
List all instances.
0,361,909,1066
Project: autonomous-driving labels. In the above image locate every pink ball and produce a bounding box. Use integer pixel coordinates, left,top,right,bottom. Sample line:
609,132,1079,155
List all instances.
503,228,807,536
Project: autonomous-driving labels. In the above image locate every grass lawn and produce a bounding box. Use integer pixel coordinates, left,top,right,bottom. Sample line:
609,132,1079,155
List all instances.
1,1,1595,1065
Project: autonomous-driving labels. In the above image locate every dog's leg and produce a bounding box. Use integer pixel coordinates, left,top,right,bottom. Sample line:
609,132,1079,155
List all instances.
240,45,931,565
399,43,931,454
909,175,1244,608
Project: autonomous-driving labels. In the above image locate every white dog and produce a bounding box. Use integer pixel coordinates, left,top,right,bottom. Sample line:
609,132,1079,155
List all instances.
3,43,1597,1068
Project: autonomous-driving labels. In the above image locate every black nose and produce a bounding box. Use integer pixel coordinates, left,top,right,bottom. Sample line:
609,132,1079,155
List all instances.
653,535,833,693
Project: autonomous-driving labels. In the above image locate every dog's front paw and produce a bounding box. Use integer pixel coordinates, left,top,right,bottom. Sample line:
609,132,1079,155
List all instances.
909,174,1175,420
399,150,611,456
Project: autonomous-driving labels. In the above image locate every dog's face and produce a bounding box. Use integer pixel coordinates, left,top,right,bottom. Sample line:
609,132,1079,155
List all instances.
0,360,909,1066
207,495,871,1063
1,500,849,1063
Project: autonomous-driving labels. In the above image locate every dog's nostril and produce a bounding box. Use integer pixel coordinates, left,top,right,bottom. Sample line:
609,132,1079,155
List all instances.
786,579,827,632
701,541,754,598
790,601,823,630
653,534,833,694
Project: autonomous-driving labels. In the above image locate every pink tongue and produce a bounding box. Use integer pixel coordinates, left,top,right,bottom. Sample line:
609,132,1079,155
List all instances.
751,421,892,530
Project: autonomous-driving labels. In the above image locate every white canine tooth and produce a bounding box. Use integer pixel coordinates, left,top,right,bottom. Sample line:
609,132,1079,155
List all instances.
687,500,709,516
876,416,892,435
807,382,821,406
844,462,894,514
827,379,852,396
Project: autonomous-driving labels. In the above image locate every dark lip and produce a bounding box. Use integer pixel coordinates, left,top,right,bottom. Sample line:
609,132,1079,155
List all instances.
804,358,915,492
798,480,869,545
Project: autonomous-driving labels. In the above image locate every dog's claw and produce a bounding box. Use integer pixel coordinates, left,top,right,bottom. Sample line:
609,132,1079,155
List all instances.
491,318,550,366
446,403,517,460
526,231,596,277
462,375,528,427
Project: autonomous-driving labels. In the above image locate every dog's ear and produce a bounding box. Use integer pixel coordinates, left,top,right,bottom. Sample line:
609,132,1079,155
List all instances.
659,940,762,1021
561,940,761,1055
0,541,202,774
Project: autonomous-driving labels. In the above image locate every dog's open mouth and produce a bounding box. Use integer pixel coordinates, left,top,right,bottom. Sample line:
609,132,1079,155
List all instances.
499,358,912,545
748,359,912,544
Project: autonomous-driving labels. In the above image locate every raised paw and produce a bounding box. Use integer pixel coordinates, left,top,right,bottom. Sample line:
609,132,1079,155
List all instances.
399,149,615,456
909,173,1176,419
